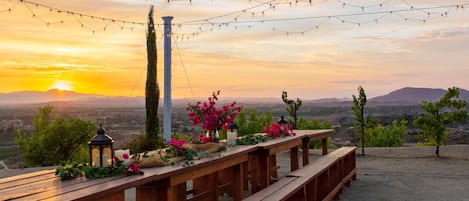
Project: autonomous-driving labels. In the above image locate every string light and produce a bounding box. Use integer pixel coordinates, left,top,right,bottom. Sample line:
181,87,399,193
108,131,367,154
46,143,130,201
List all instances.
171,3,467,40
2,0,149,34
1,0,468,40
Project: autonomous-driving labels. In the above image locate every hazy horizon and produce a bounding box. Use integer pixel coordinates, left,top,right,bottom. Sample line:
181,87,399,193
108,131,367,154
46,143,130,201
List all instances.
1,0,468,99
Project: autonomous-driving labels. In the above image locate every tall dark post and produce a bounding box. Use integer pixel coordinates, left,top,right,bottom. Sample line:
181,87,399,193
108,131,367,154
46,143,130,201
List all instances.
145,5,159,147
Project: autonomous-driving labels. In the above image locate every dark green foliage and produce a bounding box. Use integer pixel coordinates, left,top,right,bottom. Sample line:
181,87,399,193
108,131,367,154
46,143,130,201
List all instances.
413,87,467,157
365,119,407,147
282,91,302,129
145,5,160,147
55,163,85,181
171,132,191,142
297,118,332,130
125,134,164,155
236,109,273,136
16,105,95,167
352,86,367,156
55,161,142,181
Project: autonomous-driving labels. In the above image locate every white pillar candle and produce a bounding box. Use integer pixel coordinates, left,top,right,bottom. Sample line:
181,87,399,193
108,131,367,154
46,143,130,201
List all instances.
227,131,237,146
114,149,130,161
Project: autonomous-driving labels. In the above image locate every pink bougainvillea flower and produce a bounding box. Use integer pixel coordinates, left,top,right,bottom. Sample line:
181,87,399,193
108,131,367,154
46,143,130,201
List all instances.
264,122,295,138
186,91,243,134
113,156,120,164
170,138,186,148
127,162,140,174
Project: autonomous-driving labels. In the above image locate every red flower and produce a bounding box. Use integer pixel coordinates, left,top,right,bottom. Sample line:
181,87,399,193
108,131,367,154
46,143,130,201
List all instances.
113,156,120,164
170,138,186,147
122,153,129,160
127,162,140,174
264,122,295,138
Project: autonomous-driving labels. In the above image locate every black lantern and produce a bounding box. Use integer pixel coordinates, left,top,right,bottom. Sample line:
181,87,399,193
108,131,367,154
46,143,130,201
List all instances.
278,115,288,134
89,124,114,167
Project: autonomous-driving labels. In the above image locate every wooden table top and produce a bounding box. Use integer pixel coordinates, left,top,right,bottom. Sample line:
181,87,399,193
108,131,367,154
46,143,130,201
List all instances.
0,129,334,201
0,145,257,201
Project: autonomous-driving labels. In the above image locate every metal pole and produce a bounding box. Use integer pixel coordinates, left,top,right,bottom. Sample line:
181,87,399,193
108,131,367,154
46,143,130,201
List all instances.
163,16,173,142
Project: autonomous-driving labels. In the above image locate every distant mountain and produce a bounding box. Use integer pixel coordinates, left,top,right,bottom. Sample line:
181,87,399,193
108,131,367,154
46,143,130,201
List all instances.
369,87,469,105
0,89,144,107
1,87,468,108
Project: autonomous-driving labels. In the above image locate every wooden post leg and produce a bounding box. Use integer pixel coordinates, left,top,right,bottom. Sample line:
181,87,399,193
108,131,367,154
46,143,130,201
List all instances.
233,163,244,201
167,183,186,201
209,173,218,201
302,138,310,166
243,160,249,191
136,180,169,201
258,151,270,189
193,173,217,200
249,154,259,193
322,138,328,155
290,146,299,171
96,191,125,201
270,155,278,181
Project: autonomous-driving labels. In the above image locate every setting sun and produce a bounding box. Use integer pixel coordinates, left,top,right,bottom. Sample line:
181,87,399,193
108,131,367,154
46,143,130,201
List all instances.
50,80,73,91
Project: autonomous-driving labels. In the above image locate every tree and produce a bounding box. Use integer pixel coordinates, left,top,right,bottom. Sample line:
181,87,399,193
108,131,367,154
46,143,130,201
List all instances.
16,105,95,167
281,91,302,129
145,5,160,148
413,87,467,157
352,86,367,156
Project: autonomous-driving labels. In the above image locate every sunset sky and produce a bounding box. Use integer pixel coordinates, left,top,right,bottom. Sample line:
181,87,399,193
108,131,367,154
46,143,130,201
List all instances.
1,0,468,99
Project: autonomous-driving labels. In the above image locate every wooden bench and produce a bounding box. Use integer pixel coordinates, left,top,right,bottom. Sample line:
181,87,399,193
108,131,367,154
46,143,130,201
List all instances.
327,146,357,190
243,146,357,201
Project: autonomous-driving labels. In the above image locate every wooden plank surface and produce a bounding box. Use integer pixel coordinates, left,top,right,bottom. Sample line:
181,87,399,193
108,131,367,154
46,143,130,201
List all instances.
1,130,335,201
288,156,337,178
26,145,255,201
328,147,357,158
262,177,308,201
0,169,55,184
243,177,297,201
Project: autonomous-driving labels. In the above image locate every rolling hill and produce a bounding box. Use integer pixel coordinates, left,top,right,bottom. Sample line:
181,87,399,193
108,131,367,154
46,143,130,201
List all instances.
1,87,468,107
369,87,469,105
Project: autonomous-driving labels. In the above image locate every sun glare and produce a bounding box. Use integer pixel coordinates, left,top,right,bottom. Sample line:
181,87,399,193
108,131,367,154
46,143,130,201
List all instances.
50,80,73,91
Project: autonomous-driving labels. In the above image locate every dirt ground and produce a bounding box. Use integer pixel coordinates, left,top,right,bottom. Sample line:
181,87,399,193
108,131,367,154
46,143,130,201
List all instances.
2,145,469,201
339,145,469,201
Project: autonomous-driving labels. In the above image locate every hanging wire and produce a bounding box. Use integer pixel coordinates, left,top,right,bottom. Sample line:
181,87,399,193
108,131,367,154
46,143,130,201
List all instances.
176,0,279,24
0,0,20,13
173,37,196,101
172,3,467,38
1,0,467,38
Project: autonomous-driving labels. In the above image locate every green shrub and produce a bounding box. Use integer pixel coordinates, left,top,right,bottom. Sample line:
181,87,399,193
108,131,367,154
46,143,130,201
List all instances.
16,105,95,167
236,109,273,136
297,118,332,130
364,119,407,147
